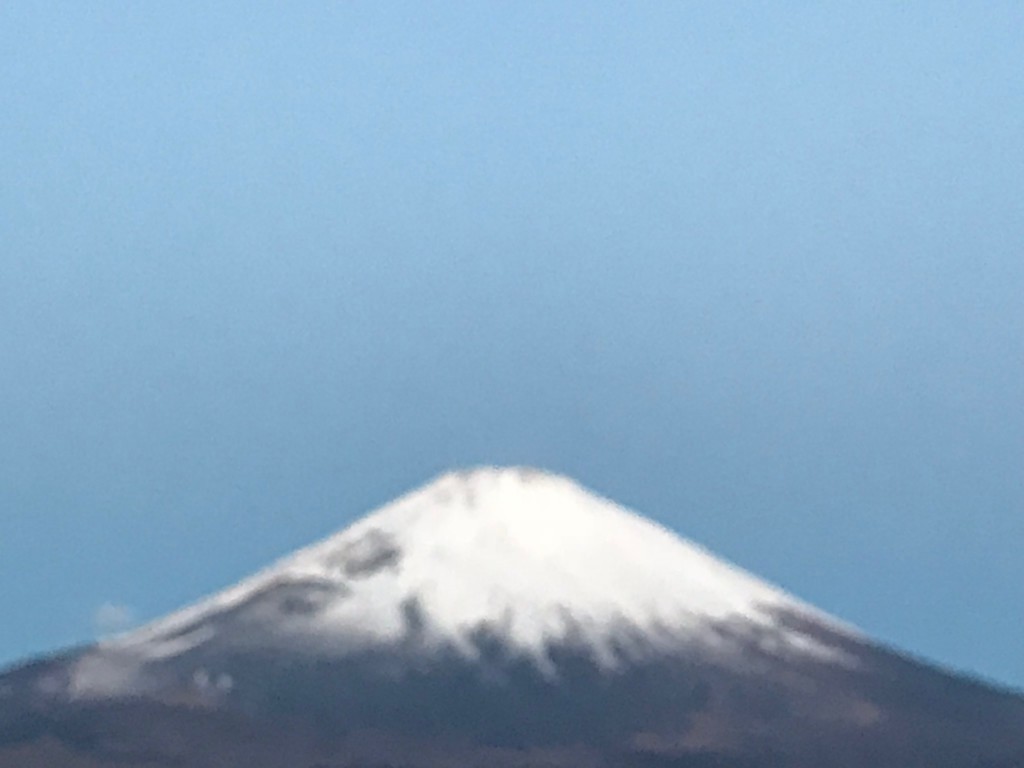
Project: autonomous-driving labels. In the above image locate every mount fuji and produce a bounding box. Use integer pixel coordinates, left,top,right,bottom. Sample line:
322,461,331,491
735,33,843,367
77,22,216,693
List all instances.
2,467,1022,767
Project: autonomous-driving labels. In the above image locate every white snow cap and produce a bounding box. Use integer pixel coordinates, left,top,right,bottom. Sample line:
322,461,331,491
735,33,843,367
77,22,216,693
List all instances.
109,467,857,671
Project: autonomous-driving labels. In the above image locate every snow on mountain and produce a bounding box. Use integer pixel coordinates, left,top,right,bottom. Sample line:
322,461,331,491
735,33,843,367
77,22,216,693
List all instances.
75,467,857,696
10,467,1024,768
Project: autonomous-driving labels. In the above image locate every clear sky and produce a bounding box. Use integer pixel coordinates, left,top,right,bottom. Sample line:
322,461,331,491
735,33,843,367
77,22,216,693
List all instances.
1,3,1021,689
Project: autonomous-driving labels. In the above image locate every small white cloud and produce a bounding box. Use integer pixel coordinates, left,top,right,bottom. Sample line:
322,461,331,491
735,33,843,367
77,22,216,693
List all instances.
92,602,135,637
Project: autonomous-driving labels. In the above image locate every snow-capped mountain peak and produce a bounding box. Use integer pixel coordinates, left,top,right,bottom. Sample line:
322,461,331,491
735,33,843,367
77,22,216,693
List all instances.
94,467,854,680
12,468,1023,768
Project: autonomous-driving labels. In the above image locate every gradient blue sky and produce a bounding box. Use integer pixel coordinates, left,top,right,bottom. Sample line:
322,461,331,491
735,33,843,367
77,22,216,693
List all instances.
1,3,1021,689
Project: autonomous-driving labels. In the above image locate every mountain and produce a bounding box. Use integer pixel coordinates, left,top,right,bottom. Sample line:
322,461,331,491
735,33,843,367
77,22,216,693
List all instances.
2,467,1023,767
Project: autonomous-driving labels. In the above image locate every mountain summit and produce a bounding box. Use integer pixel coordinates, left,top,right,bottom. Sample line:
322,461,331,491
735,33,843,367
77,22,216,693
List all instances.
2,467,1023,767
87,467,852,686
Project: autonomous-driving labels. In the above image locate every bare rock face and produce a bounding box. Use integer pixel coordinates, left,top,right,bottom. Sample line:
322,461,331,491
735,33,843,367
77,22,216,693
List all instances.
2,468,1023,767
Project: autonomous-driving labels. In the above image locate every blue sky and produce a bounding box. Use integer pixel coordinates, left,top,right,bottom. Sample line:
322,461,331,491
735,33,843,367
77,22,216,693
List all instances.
1,3,1021,689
